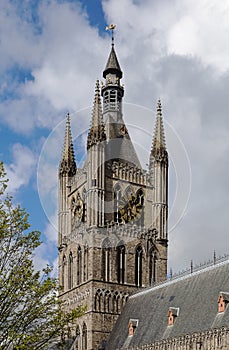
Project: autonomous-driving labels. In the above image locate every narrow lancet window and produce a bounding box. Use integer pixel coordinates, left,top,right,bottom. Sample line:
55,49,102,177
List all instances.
117,244,125,284
68,251,73,289
135,245,143,287
149,248,156,285
82,323,87,350
84,245,89,282
62,255,66,290
102,238,111,282
114,186,121,223
77,246,82,285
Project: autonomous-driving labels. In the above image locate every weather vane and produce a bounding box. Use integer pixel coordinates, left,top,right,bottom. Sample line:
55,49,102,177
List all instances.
105,23,116,46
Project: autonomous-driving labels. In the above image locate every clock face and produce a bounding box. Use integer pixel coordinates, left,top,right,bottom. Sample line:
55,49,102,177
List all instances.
119,191,144,223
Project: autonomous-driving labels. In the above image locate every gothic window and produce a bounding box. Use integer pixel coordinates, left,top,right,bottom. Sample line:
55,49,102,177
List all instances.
62,255,66,290
149,248,156,285
113,292,119,313
82,323,87,350
137,189,144,206
117,243,125,284
82,188,87,222
114,186,122,223
94,289,102,312
68,252,73,289
102,238,111,282
104,91,109,112
110,90,116,109
117,91,122,112
135,245,143,287
75,325,80,350
105,290,112,313
84,245,88,282
77,246,82,285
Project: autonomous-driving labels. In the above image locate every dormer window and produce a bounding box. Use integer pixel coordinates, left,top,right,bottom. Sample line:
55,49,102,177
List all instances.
168,307,179,326
128,319,138,336
218,292,229,313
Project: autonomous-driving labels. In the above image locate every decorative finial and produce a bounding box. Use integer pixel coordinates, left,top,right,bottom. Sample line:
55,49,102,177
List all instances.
157,99,162,115
106,23,116,46
95,79,100,94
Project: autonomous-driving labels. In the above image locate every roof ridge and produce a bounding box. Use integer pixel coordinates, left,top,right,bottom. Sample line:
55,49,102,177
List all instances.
130,257,229,299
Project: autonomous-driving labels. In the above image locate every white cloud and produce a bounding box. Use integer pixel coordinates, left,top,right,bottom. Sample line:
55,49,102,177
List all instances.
5,144,36,194
166,1,229,72
1,0,229,273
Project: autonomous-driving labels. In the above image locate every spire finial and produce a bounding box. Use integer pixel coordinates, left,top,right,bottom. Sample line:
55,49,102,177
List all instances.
87,80,106,150
59,112,76,176
157,99,162,115
149,99,168,164
106,24,116,47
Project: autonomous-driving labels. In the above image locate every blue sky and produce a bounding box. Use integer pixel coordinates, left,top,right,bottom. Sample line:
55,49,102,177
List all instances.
1,0,229,273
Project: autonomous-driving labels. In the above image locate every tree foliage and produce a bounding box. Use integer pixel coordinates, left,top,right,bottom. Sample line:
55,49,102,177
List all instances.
0,162,84,349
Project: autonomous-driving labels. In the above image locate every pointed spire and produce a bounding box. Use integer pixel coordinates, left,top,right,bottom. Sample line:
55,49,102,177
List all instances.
103,44,122,79
87,80,106,150
150,99,168,163
59,113,76,176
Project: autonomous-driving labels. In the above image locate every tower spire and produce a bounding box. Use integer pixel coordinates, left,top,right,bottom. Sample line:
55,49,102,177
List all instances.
150,99,168,163
103,25,122,80
59,113,76,176
87,80,106,150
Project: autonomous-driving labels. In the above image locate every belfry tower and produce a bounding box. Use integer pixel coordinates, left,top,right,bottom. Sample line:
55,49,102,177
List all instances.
58,37,168,350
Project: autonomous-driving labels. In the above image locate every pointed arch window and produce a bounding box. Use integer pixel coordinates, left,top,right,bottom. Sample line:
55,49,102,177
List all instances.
84,244,89,282
103,91,109,112
82,188,87,222
135,246,143,287
68,252,73,289
75,325,80,349
77,246,82,285
117,244,125,284
102,238,111,282
62,255,66,290
114,186,122,223
82,323,87,350
149,248,156,285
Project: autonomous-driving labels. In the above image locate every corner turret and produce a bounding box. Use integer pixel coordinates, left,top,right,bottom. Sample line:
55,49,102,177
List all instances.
149,100,168,243
59,113,76,177
87,80,106,150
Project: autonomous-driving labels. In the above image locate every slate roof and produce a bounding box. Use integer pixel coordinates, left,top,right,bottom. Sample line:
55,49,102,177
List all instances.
106,136,142,169
106,259,229,349
103,45,123,79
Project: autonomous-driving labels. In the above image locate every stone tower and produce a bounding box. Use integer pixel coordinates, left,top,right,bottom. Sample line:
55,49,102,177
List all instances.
58,40,168,350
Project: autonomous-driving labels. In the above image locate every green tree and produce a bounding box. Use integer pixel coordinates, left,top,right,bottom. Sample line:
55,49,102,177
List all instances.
0,162,84,349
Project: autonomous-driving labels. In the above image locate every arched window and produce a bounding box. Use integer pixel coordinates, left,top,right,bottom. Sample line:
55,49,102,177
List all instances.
137,189,144,206
94,289,102,312
68,252,73,289
62,255,66,290
110,89,117,110
103,91,109,112
114,186,122,223
84,245,88,282
149,248,156,285
77,246,82,285
102,238,111,282
117,243,125,284
135,246,143,287
75,325,80,350
82,188,87,222
82,323,87,350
